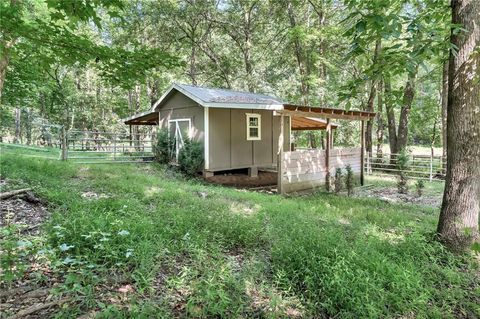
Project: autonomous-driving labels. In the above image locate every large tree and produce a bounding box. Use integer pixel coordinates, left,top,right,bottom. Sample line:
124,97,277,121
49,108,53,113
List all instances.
437,0,480,252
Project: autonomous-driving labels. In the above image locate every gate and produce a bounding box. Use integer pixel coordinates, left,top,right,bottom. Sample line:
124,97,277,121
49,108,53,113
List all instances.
1,123,155,164
65,129,155,164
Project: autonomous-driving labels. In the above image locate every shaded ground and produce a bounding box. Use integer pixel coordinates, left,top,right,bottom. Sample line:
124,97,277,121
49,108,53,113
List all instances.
205,170,277,188
1,156,478,318
0,197,49,236
0,184,65,318
355,175,445,208
354,186,442,207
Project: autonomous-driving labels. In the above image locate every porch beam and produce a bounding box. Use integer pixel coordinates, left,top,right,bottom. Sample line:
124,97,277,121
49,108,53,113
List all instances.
277,113,285,194
280,105,376,121
325,118,331,191
360,120,365,186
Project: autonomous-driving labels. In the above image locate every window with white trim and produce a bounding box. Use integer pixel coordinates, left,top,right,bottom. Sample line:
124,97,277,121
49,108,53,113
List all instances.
246,113,261,140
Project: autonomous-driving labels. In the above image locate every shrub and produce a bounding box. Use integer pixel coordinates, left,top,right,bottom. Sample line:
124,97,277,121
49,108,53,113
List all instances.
153,128,173,164
345,165,354,196
334,168,343,194
415,179,425,197
178,138,203,176
397,149,409,194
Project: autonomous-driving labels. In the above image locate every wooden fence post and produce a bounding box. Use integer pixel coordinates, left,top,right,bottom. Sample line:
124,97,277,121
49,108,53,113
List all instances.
325,118,331,191
277,113,285,195
113,133,117,161
61,126,68,161
360,120,365,186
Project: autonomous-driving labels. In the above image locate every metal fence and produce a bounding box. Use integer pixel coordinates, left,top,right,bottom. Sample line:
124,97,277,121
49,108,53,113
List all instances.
1,124,155,164
365,152,446,182
66,129,154,164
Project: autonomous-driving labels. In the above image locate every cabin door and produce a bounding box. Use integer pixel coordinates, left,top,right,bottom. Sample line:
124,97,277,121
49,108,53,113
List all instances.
168,119,191,162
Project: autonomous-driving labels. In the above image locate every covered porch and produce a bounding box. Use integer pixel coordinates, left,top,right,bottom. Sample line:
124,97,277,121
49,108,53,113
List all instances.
276,105,376,194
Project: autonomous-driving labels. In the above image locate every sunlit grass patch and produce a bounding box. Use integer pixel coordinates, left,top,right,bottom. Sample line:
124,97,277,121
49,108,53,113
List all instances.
1,152,478,318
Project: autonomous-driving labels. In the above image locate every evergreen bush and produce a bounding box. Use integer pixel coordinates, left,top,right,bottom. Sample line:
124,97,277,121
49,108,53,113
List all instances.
153,128,173,164
334,168,343,194
397,149,409,194
178,138,203,176
415,179,425,197
345,165,354,196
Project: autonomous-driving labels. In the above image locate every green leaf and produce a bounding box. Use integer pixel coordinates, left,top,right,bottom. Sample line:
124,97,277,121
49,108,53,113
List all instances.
355,20,366,33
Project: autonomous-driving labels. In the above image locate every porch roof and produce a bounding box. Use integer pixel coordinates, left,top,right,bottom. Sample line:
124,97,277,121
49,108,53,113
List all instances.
281,104,376,121
291,117,339,130
124,111,159,125
123,104,375,126
123,110,338,131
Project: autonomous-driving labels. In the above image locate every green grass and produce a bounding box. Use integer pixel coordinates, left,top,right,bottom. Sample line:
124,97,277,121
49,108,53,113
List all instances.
0,153,478,318
0,142,152,163
365,174,445,197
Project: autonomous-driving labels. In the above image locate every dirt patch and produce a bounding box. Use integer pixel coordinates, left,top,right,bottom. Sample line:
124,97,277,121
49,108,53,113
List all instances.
81,191,110,200
355,186,441,207
206,170,277,188
0,195,49,236
245,281,304,318
0,273,67,319
230,202,262,216
0,190,69,318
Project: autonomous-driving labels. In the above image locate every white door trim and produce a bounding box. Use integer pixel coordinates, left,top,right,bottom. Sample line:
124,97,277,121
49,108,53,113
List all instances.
167,119,192,160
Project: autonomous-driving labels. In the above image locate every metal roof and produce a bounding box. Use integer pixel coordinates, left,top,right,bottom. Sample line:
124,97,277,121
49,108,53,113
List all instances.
152,83,284,110
124,83,375,125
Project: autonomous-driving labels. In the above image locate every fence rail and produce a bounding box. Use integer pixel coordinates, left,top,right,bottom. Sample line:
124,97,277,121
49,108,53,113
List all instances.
365,152,446,182
1,124,156,164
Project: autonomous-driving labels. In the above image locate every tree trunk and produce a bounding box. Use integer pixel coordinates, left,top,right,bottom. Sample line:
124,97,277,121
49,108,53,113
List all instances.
147,79,159,107
0,47,10,101
365,83,376,157
14,108,21,143
190,36,197,86
243,28,254,93
133,85,141,149
384,78,397,161
396,69,417,153
441,61,448,172
365,38,382,157
25,108,32,145
314,1,327,105
0,0,19,100
376,79,384,159
128,90,134,147
243,3,256,93
437,0,480,252
287,1,309,105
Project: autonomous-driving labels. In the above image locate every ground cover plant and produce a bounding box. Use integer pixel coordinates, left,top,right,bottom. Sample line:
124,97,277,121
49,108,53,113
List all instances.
0,151,479,318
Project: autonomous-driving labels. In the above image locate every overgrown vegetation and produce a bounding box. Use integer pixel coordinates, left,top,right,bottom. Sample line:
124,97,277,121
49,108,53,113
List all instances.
416,179,425,197
334,168,343,194
345,165,355,196
178,139,203,176
153,128,173,164
2,153,477,317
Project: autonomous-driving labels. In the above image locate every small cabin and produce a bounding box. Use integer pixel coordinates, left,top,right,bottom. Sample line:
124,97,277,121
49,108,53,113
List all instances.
125,83,375,193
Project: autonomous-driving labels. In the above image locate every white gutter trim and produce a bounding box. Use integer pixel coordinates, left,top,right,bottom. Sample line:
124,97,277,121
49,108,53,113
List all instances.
204,106,209,170
205,103,284,110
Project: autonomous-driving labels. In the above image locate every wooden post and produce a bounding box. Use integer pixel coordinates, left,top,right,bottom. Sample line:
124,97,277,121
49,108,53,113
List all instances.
113,133,117,161
61,126,68,161
277,113,285,194
360,120,365,186
325,118,331,191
